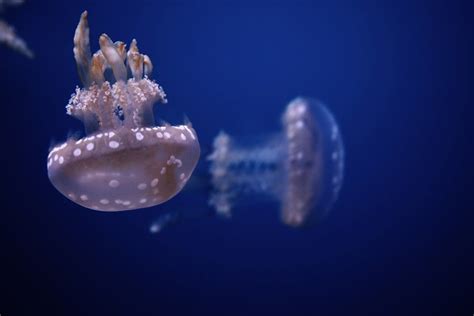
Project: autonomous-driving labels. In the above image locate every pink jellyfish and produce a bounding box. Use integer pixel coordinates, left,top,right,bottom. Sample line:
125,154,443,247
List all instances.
47,12,200,211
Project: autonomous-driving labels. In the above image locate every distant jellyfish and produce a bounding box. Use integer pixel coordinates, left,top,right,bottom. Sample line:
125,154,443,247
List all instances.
207,97,344,227
47,12,200,211
0,0,34,58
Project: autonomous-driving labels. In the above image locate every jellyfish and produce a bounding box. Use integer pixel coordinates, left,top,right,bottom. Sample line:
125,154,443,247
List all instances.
149,97,344,233
47,12,200,211
0,0,33,58
207,97,344,227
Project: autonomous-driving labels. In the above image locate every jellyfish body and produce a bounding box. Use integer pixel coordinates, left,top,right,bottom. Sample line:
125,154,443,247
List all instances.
207,97,344,227
0,0,34,58
47,12,200,211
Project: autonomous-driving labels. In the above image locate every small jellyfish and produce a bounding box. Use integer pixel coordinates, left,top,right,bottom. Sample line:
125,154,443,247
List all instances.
0,0,34,58
149,211,180,234
47,12,200,211
207,97,344,227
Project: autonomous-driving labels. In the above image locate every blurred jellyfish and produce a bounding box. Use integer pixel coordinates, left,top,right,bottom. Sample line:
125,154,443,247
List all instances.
149,97,344,234
149,211,180,234
47,12,200,211
208,97,344,227
0,0,33,58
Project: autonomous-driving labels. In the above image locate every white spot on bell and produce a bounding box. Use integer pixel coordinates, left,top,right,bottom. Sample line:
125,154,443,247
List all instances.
73,148,82,157
86,143,94,151
109,141,119,148
151,178,159,187
136,132,144,141
109,179,120,188
100,199,109,205
138,183,147,190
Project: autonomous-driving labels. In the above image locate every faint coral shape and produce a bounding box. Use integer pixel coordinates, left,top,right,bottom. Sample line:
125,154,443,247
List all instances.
0,0,33,58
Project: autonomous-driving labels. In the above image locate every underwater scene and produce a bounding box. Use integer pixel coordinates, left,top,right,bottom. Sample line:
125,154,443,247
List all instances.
1,0,472,315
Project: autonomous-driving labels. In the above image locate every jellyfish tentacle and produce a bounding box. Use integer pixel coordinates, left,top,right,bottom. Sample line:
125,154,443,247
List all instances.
73,11,92,87
90,51,106,85
127,39,144,81
143,55,153,77
99,33,127,82
67,11,167,133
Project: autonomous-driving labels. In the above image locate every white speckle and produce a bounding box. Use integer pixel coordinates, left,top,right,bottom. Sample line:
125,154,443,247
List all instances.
135,132,144,141
166,155,183,168
139,198,147,204
164,132,171,139
54,154,58,161
297,105,306,115
104,133,109,136
146,128,152,131
153,189,159,195
97,133,103,138
59,156,64,164
80,194,88,201
332,126,338,140
138,183,147,190
109,180,120,188
122,200,131,206
180,173,185,180
109,141,119,148
151,178,159,187
100,199,109,205
115,199,122,205
75,139,83,144
68,193,76,200
108,131,115,138
180,133,187,141
156,132,163,138
86,143,94,151
47,159,52,168
295,120,304,129
73,148,82,157
160,167,166,175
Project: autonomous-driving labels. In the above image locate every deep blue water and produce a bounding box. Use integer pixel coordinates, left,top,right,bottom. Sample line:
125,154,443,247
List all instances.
1,0,472,315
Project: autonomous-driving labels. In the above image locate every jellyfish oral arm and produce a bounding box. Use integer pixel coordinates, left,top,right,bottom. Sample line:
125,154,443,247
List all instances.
68,11,167,135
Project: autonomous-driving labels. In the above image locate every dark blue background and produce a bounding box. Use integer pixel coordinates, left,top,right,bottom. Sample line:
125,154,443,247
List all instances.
1,0,472,315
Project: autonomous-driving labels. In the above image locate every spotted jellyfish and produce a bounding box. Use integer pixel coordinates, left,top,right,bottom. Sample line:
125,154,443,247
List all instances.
47,11,200,211
207,97,344,227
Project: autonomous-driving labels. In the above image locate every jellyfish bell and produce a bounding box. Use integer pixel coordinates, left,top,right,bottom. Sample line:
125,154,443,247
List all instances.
47,11,200,211
207,97,344,227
